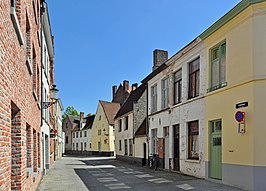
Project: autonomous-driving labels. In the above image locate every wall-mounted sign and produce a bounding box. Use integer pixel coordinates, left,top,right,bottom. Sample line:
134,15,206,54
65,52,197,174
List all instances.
236,101,248,109
235,111,245,122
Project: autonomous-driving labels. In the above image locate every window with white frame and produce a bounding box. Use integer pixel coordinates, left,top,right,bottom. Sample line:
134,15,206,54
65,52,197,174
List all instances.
174,69,182,104
151,129,157,154
188,121,199,160
161,78,170,109
151,84,157,113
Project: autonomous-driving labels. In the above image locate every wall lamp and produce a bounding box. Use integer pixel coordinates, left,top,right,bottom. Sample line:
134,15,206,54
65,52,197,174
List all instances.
42,85,59,109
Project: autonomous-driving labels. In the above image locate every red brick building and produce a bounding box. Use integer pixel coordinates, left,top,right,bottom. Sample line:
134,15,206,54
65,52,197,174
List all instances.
0,0,54,190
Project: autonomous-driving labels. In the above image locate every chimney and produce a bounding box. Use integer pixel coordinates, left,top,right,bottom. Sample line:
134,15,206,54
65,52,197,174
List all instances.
153,49,168,71
123,80,129,91
132,83,138,91
80,112,84,129
112,85,117,100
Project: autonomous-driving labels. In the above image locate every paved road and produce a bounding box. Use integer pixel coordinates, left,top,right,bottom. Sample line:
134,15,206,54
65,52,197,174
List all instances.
38,156,243,191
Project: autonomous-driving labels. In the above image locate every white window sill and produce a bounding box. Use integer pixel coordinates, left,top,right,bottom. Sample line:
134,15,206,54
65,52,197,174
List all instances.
33,90,38,101
185,159,200,164
26,56,33,75
10,7,24,45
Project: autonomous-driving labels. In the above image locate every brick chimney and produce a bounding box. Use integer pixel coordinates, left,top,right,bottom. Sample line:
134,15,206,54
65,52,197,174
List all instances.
80,112,84,129
132,83,138,91
123,80,129,91
112,85,117,100
153,49,168,71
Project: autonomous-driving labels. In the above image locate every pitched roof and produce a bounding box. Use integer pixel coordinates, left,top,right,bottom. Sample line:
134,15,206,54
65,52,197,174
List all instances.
72,124,79,132
135,118,147,137
115,83,146,119
67,115,80,124
141,63,168,83
99,100,120,125
83,115,95,130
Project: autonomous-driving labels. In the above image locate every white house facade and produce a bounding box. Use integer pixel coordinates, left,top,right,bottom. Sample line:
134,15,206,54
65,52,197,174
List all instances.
147,43,206,178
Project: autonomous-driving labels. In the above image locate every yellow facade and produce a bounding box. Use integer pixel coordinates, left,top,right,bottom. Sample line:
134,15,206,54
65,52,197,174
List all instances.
203,1,266,189
91,102,115,153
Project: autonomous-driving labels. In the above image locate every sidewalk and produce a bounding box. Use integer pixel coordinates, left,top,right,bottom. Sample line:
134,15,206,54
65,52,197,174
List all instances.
38,156,89,191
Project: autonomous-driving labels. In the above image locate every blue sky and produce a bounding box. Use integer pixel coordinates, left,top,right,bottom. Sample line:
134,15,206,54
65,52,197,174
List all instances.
46,0,241,115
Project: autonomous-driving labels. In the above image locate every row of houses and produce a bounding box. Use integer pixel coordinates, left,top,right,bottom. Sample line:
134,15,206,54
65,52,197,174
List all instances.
0,1,63,191
63,80,131,156
63,0,266,190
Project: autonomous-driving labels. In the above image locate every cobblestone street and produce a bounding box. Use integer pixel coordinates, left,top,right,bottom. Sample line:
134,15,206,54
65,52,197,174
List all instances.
38,156,243,191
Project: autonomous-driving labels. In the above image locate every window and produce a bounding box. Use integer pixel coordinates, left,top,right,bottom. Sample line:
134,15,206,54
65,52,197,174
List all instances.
188,121,199,160
129,139,133,156
209,42,226,91
174,69,182,104
119,140,122,151
10,0,24,45
188,58,200,99
66,122,68,129
76,143,78,151
125,116,129,130
164,126,169,137
73,132,75,138
26,14,33,75
151,129,157,154
84,131,87,137
98,129,101,135
99,115,101,120
90,143,92,148
73,143,74,150
26,125,31,168
151,85,157,113
84,143,87,151
80,131,82,137
66,136,68,144
76,132,78,138
161,78,170,109
118,119,122,132
124,139,128,155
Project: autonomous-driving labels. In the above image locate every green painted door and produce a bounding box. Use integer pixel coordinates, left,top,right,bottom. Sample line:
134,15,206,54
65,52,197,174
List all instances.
210,120,222,179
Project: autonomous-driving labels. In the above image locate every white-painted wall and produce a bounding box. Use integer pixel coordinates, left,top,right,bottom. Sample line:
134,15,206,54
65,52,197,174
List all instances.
72,128,92,151
148,42,206,178
115,112,134,156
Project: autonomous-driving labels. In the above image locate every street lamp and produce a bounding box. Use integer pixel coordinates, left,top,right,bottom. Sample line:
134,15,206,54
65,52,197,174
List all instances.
42,85,59,109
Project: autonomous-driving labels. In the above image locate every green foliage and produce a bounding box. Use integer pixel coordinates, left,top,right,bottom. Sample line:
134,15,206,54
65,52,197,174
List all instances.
62,106,79,123
86,113,93,117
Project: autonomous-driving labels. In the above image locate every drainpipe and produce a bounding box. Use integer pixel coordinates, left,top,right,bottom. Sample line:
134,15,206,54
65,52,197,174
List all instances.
145,83,149,164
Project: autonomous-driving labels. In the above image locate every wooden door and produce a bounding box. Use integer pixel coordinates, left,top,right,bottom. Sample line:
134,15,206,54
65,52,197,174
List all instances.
173,125,180,171
210,120,222,179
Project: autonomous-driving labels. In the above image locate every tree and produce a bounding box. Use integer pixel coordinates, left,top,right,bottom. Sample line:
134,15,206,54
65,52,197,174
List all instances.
86,113,93,117
62,106,79,122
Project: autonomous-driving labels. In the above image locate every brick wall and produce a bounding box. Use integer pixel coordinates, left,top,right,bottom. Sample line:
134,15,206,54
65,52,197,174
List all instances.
0,0,43,190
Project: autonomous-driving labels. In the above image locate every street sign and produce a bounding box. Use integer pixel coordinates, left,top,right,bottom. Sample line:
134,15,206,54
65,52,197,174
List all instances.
235,111,245,122
236,102,248,109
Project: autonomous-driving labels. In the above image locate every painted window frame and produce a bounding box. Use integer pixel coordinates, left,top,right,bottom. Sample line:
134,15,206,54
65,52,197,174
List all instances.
161,77,170,109
187,120,199,160
174,69,182,104
188,58,200,99
208,41,227,92
151,84,157,113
